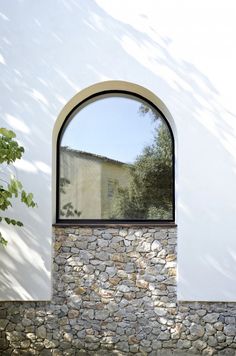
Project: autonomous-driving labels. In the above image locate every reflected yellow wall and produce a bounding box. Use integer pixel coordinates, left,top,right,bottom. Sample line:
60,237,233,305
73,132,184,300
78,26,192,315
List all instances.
101,161,130,218
60,149,130,219
60,150,101,218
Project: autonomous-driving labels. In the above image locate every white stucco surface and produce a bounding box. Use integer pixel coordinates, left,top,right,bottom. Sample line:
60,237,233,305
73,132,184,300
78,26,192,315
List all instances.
0,0,236,300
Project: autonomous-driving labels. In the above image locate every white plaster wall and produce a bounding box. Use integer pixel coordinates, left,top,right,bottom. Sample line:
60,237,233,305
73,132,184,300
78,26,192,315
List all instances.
0,0,236,301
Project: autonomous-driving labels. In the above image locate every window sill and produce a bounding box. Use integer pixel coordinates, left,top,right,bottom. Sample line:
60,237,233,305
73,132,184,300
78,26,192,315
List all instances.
53,222,177,228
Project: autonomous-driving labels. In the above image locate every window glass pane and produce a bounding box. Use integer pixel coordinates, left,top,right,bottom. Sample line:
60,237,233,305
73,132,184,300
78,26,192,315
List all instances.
59,94,173,220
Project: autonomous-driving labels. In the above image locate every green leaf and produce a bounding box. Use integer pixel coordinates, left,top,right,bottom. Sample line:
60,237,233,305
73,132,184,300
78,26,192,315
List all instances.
27,193,33,206
16,180,23,190
8,179,19,197
0,128,16,139
4,217,11,224
21,190,27,204
0,232,8,247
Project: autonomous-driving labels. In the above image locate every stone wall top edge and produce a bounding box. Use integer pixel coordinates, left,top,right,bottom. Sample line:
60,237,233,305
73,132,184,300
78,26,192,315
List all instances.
53,223,177,228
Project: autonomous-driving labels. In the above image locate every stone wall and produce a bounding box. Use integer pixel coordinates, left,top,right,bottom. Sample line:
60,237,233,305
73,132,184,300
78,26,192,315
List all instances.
0,226,236,355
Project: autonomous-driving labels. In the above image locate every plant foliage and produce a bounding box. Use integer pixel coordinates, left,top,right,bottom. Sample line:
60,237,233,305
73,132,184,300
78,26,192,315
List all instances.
0,128,36,246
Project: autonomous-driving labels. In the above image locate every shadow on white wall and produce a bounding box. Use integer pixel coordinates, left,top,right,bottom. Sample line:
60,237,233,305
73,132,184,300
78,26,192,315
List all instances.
0,0,236,300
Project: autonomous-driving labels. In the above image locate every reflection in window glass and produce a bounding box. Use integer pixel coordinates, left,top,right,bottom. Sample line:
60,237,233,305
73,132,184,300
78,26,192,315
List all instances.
59,94,174,221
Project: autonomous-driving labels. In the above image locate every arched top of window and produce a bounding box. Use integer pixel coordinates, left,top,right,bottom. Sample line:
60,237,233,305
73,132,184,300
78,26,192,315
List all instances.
57,90,175,224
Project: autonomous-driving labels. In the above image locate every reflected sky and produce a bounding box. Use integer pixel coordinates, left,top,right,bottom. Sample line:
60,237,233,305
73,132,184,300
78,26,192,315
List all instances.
61,96,160,163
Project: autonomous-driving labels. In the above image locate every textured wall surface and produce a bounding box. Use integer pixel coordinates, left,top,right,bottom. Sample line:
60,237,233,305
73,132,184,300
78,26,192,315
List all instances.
1,227,236,355
1,1,236,301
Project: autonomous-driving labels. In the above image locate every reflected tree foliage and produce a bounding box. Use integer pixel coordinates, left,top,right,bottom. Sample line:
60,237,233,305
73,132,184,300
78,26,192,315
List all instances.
59,177,81,218
111,106,173,220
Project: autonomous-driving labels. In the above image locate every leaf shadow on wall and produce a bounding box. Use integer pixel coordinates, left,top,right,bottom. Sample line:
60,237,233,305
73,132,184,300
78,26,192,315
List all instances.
0,0,236,300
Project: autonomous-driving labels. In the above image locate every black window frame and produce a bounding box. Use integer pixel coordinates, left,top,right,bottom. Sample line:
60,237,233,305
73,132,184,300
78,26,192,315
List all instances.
56,90,175,225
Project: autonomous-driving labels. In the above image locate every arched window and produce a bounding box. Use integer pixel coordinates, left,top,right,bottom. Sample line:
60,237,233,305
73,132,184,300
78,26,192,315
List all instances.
56,90,174,223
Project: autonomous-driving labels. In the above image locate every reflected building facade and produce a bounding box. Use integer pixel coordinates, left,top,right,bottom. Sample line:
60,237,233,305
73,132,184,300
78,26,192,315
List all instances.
60,147,131,219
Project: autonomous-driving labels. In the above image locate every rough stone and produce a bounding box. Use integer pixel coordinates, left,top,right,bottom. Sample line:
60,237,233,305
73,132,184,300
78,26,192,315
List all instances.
136,279,149,289
193,339,207,351
99,272,109,282
36,325,47,339
203,313,219,323
224,325,236,336
95,310,109,320
0,337,9,350
189,323,205,338
106,266,117,277
117,285,130,293
136,241,151,252
68,309,79,319
151,239,162,252
154,307,167,317
111,254,127,263
158,331,171,341
96,252,110,261
163,277,176,285
207,336,217,347
116,341,129,352
177,339,192,349
21,339,31,349
1,226,236,355
109,277,121,285
0,320,8,331
82,309,94,320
